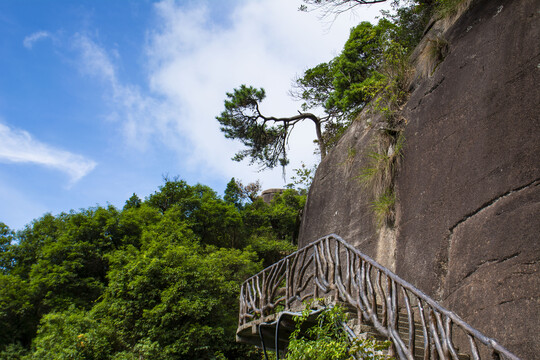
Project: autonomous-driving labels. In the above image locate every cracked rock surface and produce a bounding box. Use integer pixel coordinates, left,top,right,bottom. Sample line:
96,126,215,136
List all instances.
298,112,386,266
299,0,539,357
442,182,539,358
394,0,539,357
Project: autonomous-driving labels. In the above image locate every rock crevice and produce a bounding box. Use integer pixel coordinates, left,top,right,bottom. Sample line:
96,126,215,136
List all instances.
447,179,539,237
298,0,539,357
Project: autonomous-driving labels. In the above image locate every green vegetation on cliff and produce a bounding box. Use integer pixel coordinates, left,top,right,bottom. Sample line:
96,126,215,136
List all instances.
217,0,438,172
286,302,391,360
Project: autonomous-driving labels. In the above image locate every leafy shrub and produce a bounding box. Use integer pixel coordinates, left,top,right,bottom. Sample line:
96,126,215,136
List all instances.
286,301,392,360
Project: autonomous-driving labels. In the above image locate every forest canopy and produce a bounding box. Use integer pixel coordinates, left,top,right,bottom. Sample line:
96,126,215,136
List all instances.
0,178,305,359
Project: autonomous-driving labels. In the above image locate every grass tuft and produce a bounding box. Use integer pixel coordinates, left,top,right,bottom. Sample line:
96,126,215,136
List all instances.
357,150,390,187
371,190,396,227
417,35,449,77
357,131,404,229
436,0,471,20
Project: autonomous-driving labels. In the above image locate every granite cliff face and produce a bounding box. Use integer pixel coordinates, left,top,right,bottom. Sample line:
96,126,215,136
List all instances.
298,0,539,357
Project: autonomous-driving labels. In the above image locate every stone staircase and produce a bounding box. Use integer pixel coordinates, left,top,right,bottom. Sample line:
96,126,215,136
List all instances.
236,234,520,360
347,304,471,360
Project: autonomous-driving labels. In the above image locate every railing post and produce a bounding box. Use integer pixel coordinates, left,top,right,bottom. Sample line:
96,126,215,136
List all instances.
239,284,244,326
285,257,290,311
237,235,521,360
314,243,319,299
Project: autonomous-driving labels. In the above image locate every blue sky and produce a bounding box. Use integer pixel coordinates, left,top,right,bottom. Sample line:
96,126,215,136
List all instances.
0,0,389,230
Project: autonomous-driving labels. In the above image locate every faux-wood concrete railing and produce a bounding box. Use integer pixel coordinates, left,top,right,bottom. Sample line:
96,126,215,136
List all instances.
238,234,520,360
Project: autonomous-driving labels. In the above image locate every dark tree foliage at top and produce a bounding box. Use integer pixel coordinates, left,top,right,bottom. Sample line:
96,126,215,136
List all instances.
123,193,142,210
216,22,390,171
217,0,435,171
217,85,328,170
299,0,435,17
0,223,14,274
299,0,388,17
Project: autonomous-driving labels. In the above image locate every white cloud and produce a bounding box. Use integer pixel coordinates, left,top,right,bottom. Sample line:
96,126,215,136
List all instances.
0,122,97,184
72,33,179,151
73,34,116,82
69,0,390,189
143,0,389,187
23,31,52,49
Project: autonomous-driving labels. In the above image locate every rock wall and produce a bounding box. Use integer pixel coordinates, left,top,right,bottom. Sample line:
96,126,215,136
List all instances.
298,0,539,357
260,188,284,204
297,111,399,270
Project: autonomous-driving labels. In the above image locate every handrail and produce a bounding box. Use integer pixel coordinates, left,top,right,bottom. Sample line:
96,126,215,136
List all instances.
238,234,520,360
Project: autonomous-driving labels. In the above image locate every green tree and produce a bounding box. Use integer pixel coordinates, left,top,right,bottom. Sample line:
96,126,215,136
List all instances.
287,163,317,194
328,22,389,114
218,21,403,169
116,203,162,249
0,274,33,351
380,1,434,54
224,178,243,209
267,190,306,243
0,342,28,360
286,302,391,360
1,177,305,358
217,85,329,169
10,213,61,279
228,179,262,205
191,198,243,248
146,177,192,213
291,62,335,116
123,193,142,210
26,206,123,312
91,241,261,359
0,223,14,274
147,179,245,248
29,308,116,360
293,22,390,120
2,206,139,352
242,189,305,248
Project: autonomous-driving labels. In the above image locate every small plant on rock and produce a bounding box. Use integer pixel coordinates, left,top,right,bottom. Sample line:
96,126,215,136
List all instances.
371,190,397,227
435,0,472,20
418,34,449,77
357,132,404,228
285,300,392,360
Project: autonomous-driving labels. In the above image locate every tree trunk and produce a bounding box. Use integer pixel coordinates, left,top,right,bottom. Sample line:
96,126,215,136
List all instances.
314,120,327,161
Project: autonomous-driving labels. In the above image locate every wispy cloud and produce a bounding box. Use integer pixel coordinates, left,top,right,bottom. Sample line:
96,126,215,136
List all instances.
68,0,388,188
0,122,97,184
72,33,178,151
72,34,116,83
23,30,51,49
143,0,387,185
